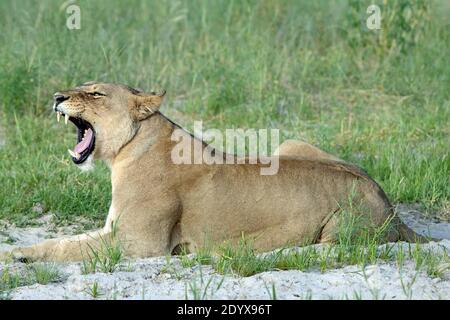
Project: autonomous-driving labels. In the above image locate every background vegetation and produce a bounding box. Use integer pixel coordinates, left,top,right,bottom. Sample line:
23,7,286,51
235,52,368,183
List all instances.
0,0,448,226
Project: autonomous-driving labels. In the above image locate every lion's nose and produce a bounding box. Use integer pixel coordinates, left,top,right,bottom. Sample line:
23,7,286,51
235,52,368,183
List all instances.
54,93,69,106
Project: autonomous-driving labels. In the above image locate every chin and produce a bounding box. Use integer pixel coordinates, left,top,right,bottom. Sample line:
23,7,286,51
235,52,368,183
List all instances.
76,154,95,172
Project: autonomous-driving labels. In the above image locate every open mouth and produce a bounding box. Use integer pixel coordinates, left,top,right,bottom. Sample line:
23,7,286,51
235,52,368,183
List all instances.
56,112,96,164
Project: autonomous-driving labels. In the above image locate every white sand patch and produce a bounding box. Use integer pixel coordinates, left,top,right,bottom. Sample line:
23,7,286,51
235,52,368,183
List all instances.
4,242,450,300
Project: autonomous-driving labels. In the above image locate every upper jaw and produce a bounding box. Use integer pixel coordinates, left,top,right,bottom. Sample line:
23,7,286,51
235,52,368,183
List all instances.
53,102,72,125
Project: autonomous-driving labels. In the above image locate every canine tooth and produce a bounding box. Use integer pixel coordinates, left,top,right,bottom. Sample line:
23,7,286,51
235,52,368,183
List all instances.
57,112,61,122
65,114,69,125
68,149,80,159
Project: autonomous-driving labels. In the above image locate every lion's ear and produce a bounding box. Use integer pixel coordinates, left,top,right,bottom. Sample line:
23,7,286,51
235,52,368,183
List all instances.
131,90,166,121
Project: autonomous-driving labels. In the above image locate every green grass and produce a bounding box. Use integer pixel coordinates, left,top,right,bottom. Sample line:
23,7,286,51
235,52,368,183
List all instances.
184,235,449,278
81,224,123,274
180,245,214,268
264,282,277,300
86,281,102,299
27,263,61,285
215,237,278,276
184,266,225,300
160,255,184,281
0,0,448,225
0,267,23,299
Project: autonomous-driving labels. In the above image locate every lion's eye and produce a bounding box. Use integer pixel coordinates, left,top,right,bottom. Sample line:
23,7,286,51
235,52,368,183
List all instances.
88,91,106,97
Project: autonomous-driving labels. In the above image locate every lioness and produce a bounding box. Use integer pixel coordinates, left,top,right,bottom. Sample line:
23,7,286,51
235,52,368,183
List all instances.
1,82,423,262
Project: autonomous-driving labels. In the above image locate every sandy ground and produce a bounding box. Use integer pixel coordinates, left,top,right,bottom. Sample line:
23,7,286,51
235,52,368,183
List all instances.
1,205,449,300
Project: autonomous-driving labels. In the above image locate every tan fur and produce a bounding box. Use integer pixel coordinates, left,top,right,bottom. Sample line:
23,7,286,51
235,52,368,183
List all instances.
275,139,341,161
0,83,422,262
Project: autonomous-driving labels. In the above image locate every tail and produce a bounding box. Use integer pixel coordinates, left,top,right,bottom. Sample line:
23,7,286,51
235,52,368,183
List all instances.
397,221,430,243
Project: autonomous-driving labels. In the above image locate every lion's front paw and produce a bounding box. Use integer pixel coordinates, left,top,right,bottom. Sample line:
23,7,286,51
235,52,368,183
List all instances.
0,248,34,263
13,248,36,263
0,250,14,263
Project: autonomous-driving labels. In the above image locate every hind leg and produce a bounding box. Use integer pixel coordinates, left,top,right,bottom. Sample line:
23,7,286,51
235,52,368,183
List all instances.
318,213,339,244
318,209,401,244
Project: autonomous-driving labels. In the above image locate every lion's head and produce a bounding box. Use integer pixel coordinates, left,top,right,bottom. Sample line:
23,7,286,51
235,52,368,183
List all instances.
53,82,165,168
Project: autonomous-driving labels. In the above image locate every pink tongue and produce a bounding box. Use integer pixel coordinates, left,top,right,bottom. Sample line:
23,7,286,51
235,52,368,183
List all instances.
74,128,93,153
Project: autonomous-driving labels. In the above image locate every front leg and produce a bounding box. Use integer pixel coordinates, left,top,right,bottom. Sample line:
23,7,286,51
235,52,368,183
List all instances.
0,191,181,263
1,229,113,262
1,210,180,263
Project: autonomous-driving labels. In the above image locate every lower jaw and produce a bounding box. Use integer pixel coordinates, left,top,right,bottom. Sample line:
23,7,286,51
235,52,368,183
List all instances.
72,150,94,164
71,137,95,164
74,154,95,171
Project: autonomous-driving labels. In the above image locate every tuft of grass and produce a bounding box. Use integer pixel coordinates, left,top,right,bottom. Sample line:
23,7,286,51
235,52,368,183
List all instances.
108,281,119,300
274,246,319,272
86,281,102,299
0,267,23,299
410,244,450,278
81,221,123,274
360,266,387,300
27,263,61,285
184,267,225,300
399,269,420,300
160,255,183,280
81,240,122,274
349,290,363,300
180,246,214,268
264,282,277,300
0,264,61,299
215,236,277,277
300,289,313,300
